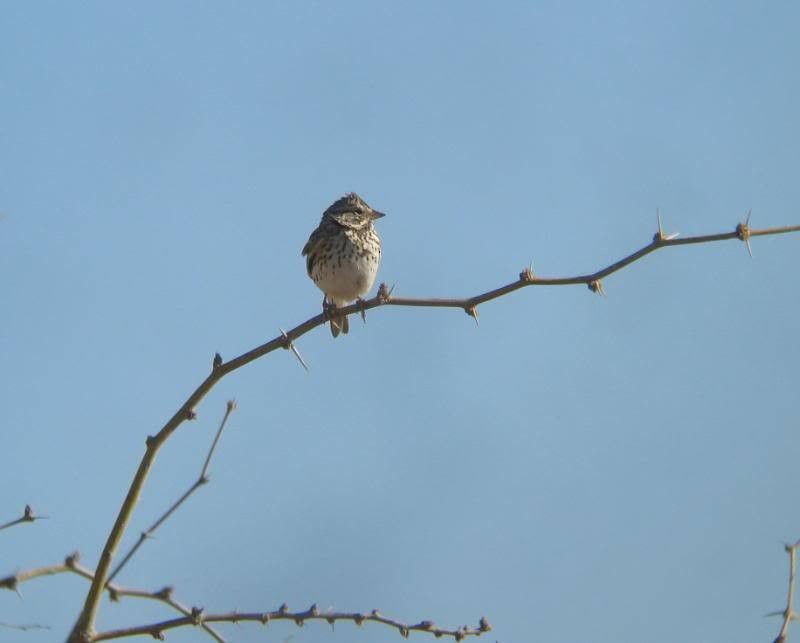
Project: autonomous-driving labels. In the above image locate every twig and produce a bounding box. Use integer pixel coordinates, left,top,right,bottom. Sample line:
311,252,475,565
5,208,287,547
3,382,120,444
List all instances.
770,540,800,643
91,605,491,641
1,553,225,642
106,401,237,586
68,219,800,642
0,621,51,631
0,505,46,531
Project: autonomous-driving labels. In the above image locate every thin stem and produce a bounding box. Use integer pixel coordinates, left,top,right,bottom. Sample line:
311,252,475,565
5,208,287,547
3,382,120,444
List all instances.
775,541,800,643
0,505,44,531
3,554,225,642
91,606,491,641
106,402,237,586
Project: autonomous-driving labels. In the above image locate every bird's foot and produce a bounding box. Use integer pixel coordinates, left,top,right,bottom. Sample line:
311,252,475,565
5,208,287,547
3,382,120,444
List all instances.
356,298,368,324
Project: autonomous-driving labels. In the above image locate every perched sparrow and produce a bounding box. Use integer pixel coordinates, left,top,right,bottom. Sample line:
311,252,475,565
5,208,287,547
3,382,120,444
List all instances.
302,193,385,337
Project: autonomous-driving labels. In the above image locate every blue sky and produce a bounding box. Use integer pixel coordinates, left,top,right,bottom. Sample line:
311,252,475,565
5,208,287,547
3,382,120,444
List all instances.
1,2,799,642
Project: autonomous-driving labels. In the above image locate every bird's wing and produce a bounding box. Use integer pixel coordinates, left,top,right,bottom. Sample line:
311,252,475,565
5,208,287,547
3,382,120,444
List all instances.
302,224,332,275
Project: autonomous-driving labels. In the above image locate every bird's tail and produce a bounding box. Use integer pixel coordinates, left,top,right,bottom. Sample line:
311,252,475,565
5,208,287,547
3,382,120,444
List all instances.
330,313,349,337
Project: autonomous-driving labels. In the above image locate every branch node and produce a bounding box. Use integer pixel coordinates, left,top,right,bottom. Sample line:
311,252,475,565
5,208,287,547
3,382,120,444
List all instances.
357,297,368,323
0,575,18,592
212,352,223,370
108,587,120,602
155,586,173,600
279,603,289,615
65,552,80,568
190,606,204,625
145,435,157,448
377,282,394,303
354,614,365,626
652,209,680,243
310,603,319,616
519,264,535,283
479,616,491,632
737,210,754,257
186,408,198,421
260,612,270,625
279,328,309,372
588,279,607,297
465,306,479,326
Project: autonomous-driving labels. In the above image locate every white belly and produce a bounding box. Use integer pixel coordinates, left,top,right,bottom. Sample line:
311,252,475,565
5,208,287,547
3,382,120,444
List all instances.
311,250,380,305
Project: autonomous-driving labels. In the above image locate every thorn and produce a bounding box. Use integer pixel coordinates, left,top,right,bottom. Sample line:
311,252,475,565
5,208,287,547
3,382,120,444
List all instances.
588,280,607,297
519,262,535,283
356,298,367,323
226,399,238,412
653,208,679,242
377,282,394,303
736,210,753,257
465,306,479,326
279,328,309,372
654,207,664,242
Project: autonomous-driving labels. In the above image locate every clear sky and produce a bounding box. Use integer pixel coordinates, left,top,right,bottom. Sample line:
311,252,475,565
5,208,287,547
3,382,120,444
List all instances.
2,2,799,642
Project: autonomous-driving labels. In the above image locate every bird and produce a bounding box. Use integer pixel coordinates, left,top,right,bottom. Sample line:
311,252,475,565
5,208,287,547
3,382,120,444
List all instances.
302,193,385,337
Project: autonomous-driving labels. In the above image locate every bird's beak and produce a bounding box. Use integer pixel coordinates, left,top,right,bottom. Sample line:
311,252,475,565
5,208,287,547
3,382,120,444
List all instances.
372,210,386,219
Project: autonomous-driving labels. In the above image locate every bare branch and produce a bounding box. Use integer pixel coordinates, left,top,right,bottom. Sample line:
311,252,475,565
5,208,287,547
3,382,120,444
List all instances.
0,505,46,531
69,219,800,642
92,605,491,641
3,553,225,642
772,540,800,643
106,402,238,585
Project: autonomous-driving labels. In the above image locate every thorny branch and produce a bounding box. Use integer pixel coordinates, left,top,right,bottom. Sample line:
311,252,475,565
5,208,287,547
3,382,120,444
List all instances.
68,218,800,642
91,605,491,642
106,401,237,586
1,553,225,642
770,540,800,643
0,505,46,531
